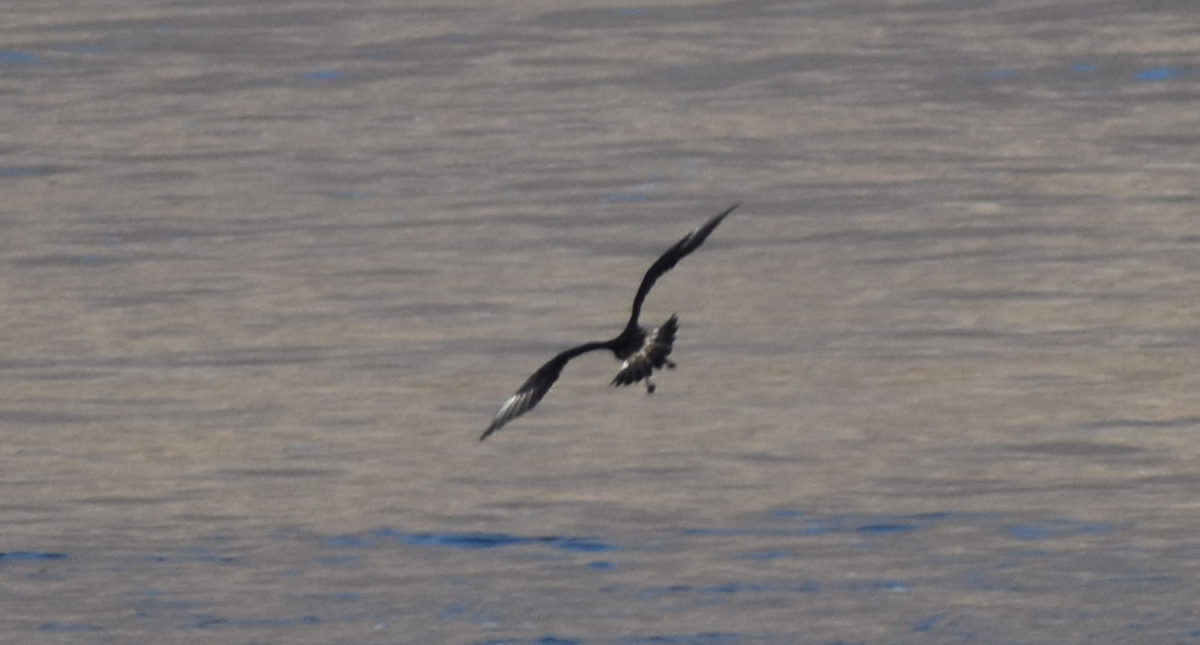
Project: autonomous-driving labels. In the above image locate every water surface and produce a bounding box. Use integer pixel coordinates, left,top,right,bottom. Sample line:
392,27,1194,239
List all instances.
2,1,1199,643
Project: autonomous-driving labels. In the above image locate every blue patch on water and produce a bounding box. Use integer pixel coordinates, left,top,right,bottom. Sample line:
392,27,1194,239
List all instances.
375,529,618,552
330,189,369,199
858,523,921,535
436,600,471,620
302,69,344,81
634,584,689,599
586,561,616,571
637,580,820,598
1071,62,1098,73
1008,520,1110,541
688,513,944,540
798,518,843,536
0,551,66,562
477,633,580,637
914,612,947,632
702,582,784,594
132,588,195,614
617,634,740,645
325,534,375,548
846,579,908,593
1093,574,1177,586
1,167,41,177
0,51,41,66
739,549,790,561
546,537,616,553
682,527,748,537
1009,526,1050,540
768,508,805,519
616,8,647,18
400,531,528,549
682,526,817,538
1135,67,1181,81
191,614,320,629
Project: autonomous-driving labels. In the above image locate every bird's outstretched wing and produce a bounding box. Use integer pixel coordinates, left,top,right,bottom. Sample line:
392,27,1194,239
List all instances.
612,315,678,389
480,341,607,441
627,204,737,328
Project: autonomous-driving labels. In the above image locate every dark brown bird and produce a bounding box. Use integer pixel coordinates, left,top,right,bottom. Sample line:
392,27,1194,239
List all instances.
480,205,736,441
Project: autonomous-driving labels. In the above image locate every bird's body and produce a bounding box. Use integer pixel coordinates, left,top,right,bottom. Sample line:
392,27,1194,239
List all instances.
480,205,736,441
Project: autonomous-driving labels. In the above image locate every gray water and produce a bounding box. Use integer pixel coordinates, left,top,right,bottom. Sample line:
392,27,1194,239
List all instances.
3,1,1200,643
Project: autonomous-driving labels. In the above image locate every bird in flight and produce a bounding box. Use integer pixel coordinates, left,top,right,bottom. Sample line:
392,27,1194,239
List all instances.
480,204,737,441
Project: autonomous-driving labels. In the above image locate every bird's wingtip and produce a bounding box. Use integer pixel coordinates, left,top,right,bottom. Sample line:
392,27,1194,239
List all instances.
702,204,737,231
480,420,502,441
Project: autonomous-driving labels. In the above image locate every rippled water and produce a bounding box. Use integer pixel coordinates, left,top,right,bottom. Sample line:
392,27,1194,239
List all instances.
3,1,1200,643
